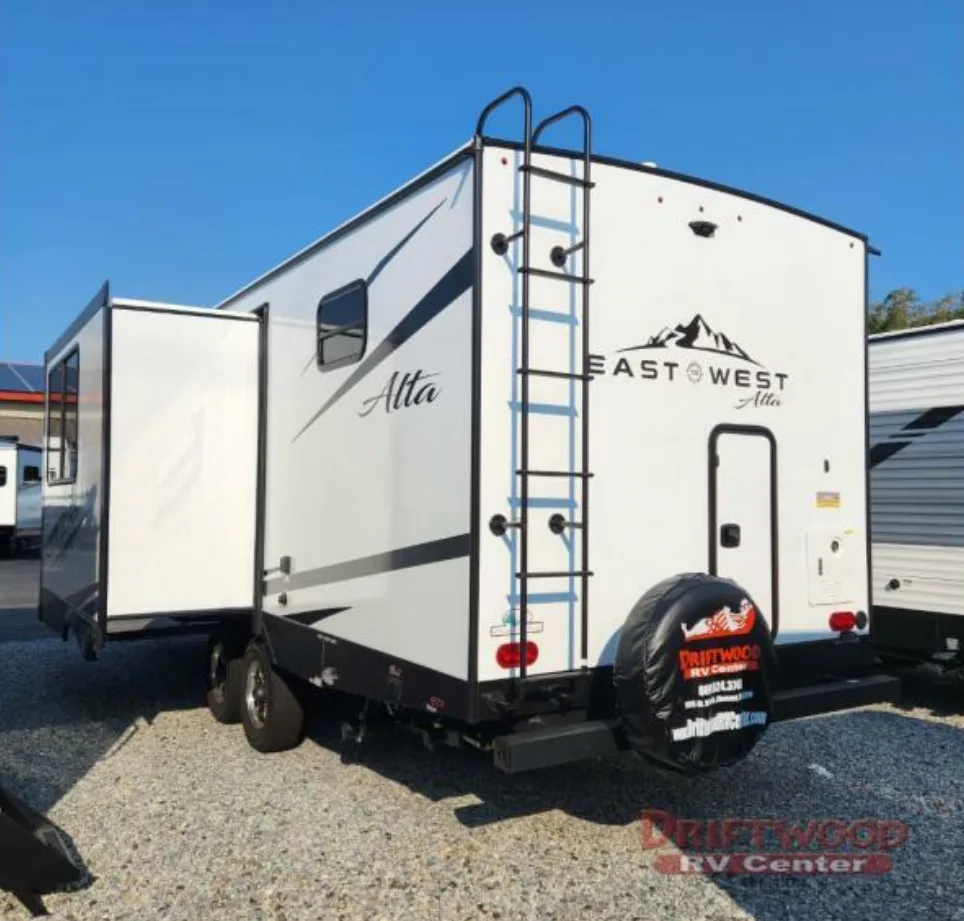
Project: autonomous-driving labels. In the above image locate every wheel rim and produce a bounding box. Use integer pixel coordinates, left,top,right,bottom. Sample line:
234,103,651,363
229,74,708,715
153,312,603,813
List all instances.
209,641,227,703
245,657,269,729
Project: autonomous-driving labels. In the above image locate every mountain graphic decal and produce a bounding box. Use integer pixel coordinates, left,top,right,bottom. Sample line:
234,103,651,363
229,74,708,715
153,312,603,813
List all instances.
619,314,760,365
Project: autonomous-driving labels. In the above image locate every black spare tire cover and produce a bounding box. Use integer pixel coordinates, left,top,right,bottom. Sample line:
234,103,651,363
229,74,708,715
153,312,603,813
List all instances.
613,573,776,774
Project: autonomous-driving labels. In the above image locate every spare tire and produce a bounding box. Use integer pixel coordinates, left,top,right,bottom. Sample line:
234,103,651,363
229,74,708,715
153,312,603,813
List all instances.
613,572,776,775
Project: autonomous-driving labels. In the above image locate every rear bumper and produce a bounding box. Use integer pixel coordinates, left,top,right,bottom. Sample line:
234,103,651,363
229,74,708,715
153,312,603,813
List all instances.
491,636,902,774
771,672,901,722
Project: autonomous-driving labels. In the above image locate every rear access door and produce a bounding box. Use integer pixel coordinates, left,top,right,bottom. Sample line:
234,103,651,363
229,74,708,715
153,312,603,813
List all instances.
710,426,777,635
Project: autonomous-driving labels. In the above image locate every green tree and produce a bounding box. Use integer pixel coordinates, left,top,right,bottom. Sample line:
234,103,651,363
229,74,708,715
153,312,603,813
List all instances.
868,288,964,334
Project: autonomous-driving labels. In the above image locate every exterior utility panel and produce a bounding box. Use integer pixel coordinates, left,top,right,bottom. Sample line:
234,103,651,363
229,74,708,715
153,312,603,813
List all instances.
219,144,870,706
869,320,964,666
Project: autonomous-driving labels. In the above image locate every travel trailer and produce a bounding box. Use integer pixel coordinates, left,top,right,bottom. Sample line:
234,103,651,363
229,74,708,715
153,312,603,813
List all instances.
0,437,42,556
869,319,964,676
39,87,899,775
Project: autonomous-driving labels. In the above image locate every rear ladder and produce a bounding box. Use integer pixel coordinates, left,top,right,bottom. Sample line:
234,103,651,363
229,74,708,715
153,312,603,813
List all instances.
477,88,596,692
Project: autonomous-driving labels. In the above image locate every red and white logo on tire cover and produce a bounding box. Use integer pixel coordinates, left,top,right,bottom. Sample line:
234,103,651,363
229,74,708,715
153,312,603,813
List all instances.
682,599,756,641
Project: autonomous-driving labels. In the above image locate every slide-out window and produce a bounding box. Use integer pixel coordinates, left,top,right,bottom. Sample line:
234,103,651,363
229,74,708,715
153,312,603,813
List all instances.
47,347,79,484
0,467,6,487
316,280,367,371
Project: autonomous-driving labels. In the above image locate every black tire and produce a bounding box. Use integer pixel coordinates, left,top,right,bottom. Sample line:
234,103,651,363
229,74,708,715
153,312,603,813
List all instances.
240,640,305,753
205,631,246,724
0,533,12,559
613,572,777,775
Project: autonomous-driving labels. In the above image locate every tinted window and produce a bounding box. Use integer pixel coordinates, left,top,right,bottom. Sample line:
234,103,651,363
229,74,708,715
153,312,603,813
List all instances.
46,348,79,484
64,351,79,480
23,465,40,484
317,280,367,370
0,467,6,487
47,360,64,482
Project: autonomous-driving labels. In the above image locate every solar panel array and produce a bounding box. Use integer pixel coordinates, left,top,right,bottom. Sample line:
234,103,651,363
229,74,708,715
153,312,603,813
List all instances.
0,362,44,393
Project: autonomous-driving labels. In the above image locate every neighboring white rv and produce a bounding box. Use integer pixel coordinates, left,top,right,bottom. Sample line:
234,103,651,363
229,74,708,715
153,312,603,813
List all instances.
0,437,42,556
869,319,964,675
40,88,899,774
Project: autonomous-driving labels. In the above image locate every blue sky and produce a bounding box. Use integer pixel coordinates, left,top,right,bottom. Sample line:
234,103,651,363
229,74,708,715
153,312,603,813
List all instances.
1,0,961,362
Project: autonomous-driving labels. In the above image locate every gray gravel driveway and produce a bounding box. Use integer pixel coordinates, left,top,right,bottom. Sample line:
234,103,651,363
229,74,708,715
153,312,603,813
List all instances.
1,556,963,920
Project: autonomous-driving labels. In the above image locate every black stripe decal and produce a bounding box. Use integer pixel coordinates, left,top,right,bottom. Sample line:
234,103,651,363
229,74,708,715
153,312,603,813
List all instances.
902,405,964,430
263,533,470,595
870,404,964,468
292,248,473,442
366,200,446,286
283,607,351,625
869,441,911,468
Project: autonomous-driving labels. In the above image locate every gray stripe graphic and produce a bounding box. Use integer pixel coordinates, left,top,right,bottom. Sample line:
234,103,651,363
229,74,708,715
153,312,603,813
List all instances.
264,533,470,595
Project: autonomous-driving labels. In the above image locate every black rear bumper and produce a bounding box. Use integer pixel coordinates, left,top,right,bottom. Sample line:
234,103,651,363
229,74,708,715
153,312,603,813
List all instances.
770,672,901,722
491,636,902,774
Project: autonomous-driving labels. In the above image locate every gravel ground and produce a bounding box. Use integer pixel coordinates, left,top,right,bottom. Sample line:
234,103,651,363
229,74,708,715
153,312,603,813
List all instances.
2,629,963,921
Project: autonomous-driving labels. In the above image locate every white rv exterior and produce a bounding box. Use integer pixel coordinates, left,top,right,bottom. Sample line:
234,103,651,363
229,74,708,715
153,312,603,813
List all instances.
42,89,899,771
869,320,964,669
0,439,42,555
39,287,260,652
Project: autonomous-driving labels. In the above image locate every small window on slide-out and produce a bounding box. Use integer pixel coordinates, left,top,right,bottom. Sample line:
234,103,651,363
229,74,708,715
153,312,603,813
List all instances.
317,280,367,371
46,347,80,484
0,467,6,487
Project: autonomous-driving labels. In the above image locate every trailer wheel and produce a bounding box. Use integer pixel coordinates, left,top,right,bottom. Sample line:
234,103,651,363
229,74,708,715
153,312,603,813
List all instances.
613,572,777,775
240,640,305,753
205,631,246,724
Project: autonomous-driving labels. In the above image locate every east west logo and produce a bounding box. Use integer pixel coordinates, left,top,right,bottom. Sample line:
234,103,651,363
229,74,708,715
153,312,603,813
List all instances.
589,314,790,409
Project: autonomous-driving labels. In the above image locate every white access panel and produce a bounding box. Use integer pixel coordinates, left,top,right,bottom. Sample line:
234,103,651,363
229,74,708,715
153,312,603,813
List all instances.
106,306,259,617
714,432,774,628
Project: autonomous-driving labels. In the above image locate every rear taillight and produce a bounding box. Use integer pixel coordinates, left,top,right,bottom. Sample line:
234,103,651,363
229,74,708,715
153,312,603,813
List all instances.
829,611,857,632
496,641,539,669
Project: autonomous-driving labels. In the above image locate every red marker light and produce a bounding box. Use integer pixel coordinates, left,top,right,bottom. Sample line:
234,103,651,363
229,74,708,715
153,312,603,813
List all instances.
829,611,857,632
496,642,539,669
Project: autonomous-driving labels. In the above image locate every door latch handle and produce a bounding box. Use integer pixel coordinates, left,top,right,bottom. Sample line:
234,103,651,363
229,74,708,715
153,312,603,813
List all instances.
720,523,741,548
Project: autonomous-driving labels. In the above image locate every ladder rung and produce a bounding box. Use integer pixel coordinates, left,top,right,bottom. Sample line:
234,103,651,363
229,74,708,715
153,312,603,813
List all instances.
508,401,576,417
520,267,594,285
510,306,577,326
507,496,576,510
520,164,596,188
510,211,577,234
507,591,575,605
518,368,593,381
516,571,594,579
517,470,594,478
